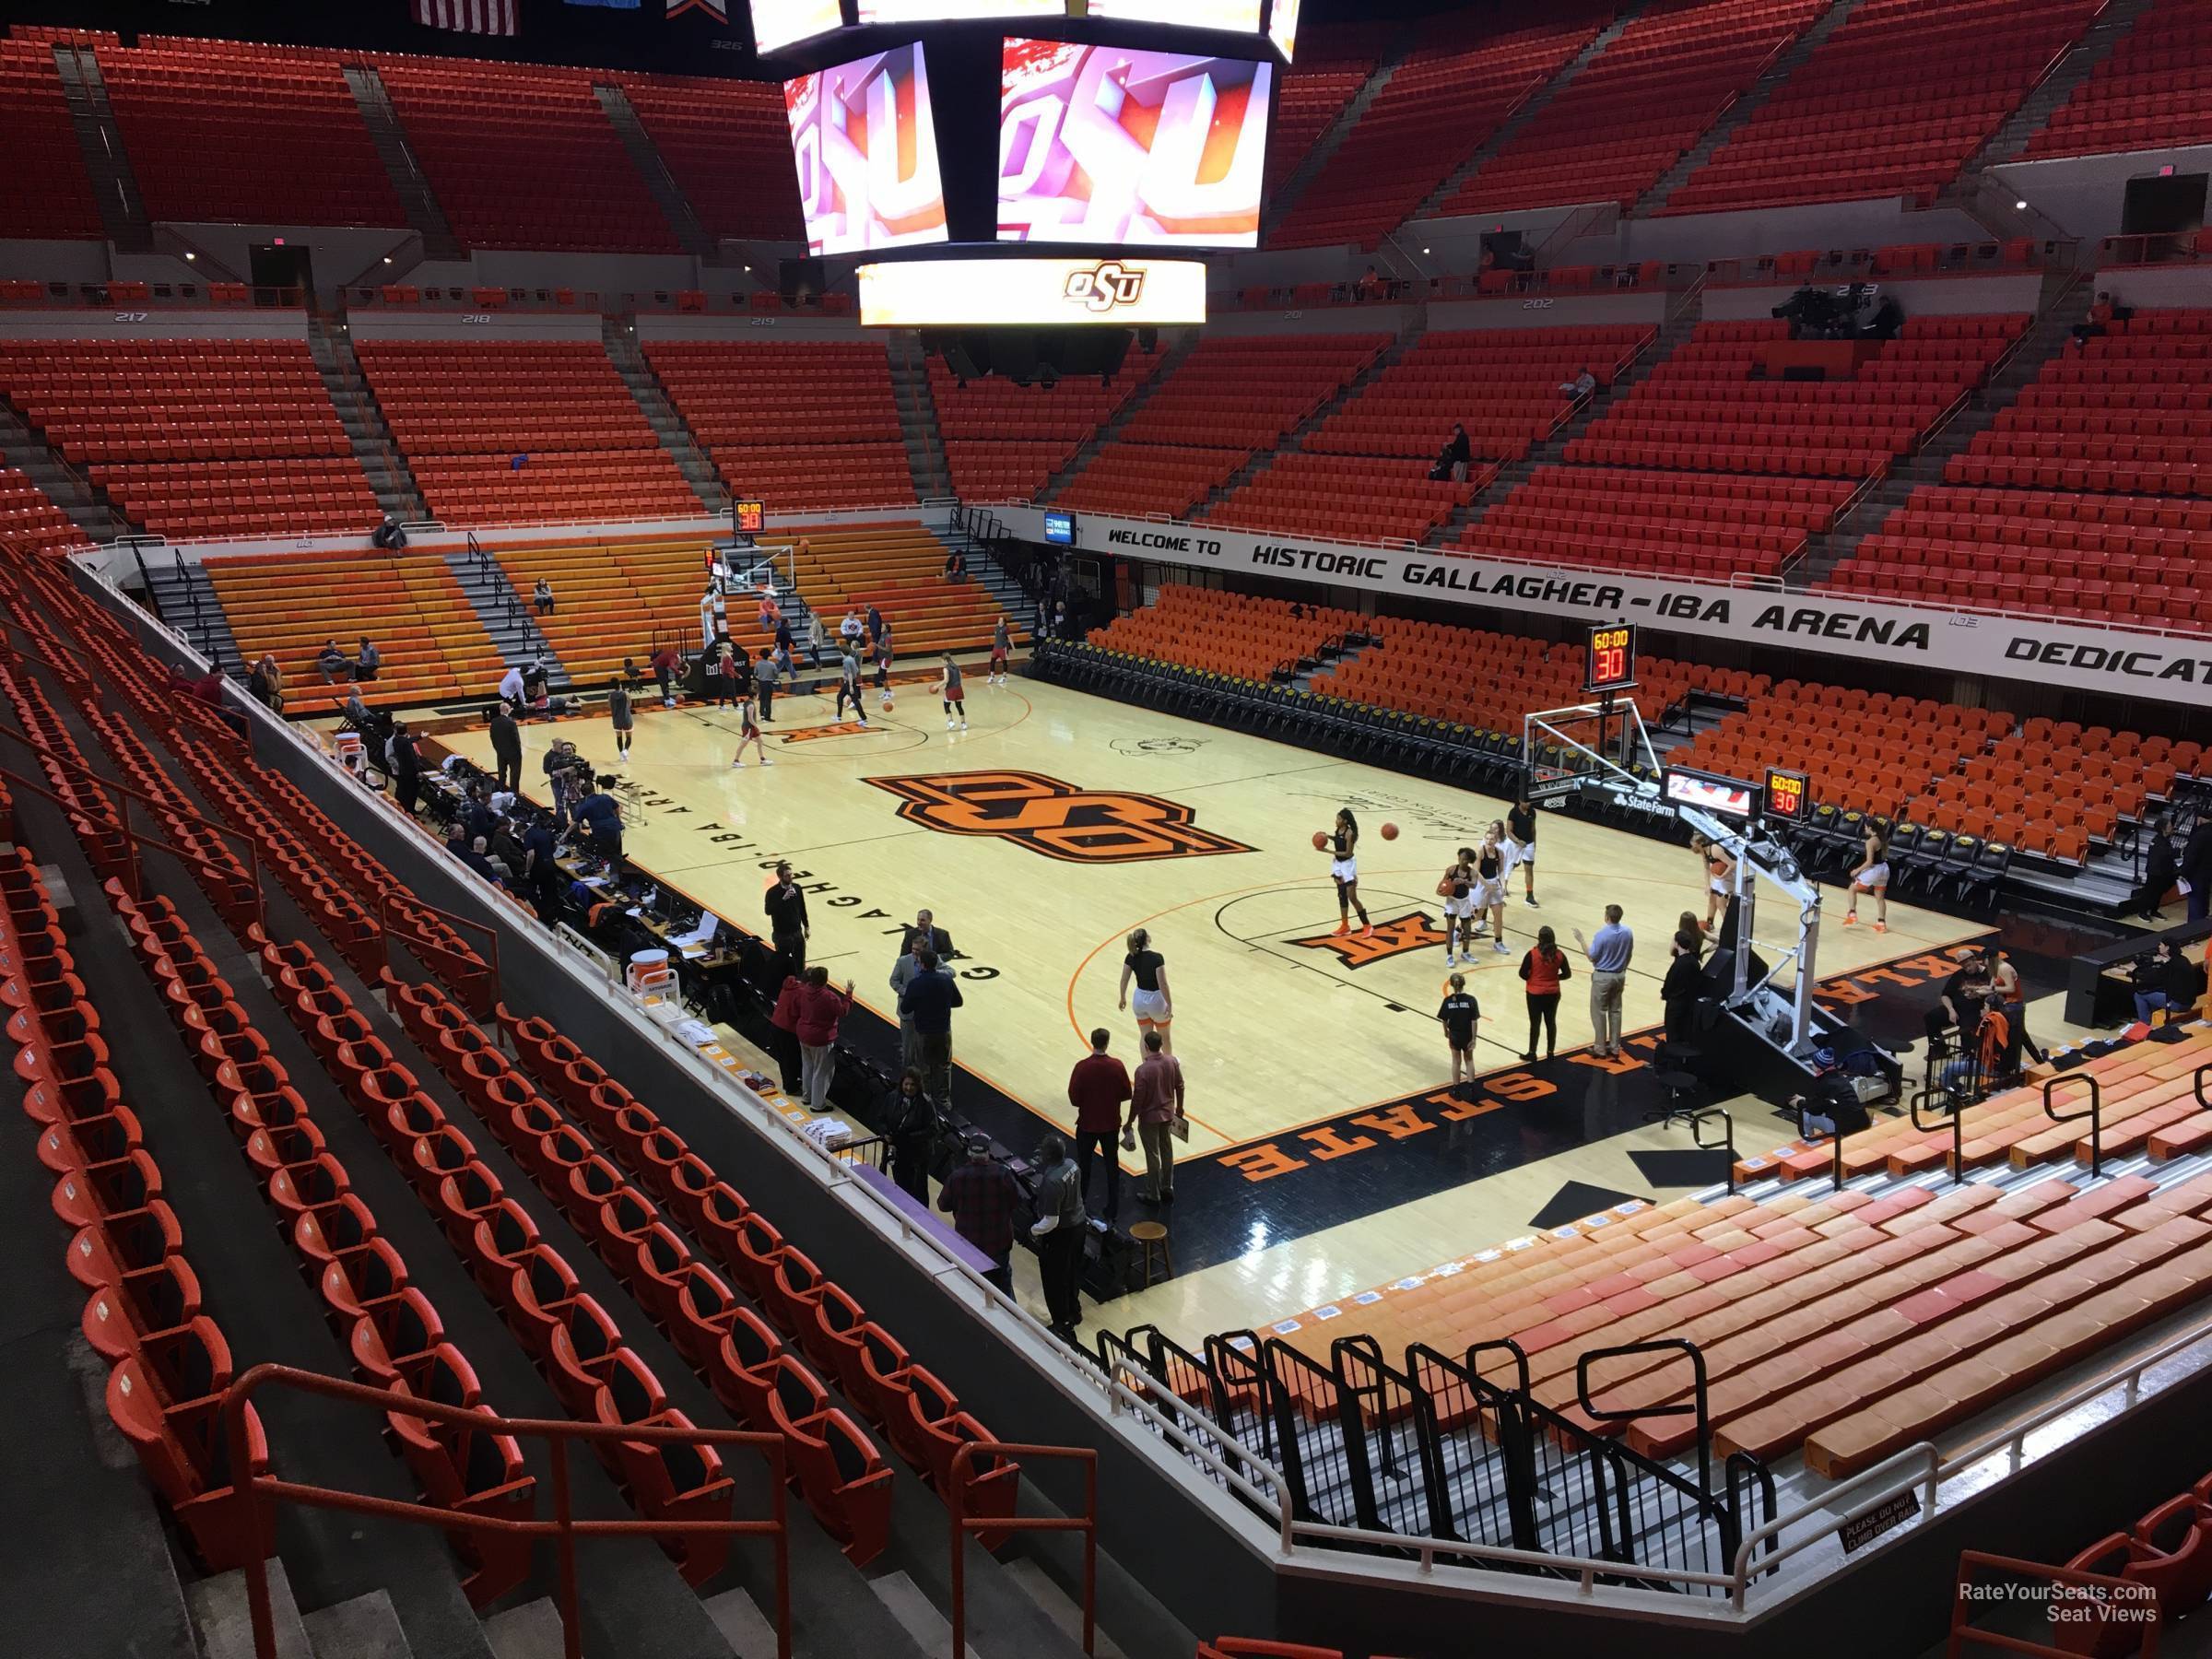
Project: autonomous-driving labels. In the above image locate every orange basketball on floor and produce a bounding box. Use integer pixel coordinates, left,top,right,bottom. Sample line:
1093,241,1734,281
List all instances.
882,696,894,712
1312,830,1329,851
1381,822,1400,840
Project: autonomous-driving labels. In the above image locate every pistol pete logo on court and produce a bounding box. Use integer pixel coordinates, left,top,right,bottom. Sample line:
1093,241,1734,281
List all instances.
1291,912,1448,969
867,770,1253,864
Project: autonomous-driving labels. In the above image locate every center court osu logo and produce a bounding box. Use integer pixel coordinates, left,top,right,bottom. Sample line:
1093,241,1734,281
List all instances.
868,770,1252,864
1064,262,1146,313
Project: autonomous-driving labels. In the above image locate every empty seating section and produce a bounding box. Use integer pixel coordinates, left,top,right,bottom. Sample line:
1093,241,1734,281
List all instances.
1055,335,1387,519
1202,453,1474,546
1442,0,1826,215
1950,310,2212,498
371,58,674,253
1824,310,2212,631
203,550,506,709
0,40,102,240
1268,8,1610,251
1088,584,1726,732
0,336,376,539
0,467,80,557
1673,679,2012,836
1659,0,2102,214
612,73,805,242
1261,25,1390,200
1255,1026,2212,1482
2023,0,2212,159
489,535,750,684
1825,487,2212,632
1209,325,1654,544
928,339,1165,502
1568,315,2025,482
1088,586,1361,682
1311,618,1712,734
1468,465,1853,580
21,559,1041,1584
787,524,1020,657
644,339,912,512
102,39,404,228
355,339,695,524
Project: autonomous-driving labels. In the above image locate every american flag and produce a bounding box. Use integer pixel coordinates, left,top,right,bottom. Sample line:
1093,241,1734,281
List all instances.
415,0,517,34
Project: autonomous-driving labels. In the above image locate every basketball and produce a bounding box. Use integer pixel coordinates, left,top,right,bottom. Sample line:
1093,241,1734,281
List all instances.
1312,830,1328,851
1382,822,1399,840
882,695,894,712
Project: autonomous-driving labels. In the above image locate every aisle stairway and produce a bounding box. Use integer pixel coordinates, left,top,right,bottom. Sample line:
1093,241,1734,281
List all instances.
307,312,428,524
51,39,154,253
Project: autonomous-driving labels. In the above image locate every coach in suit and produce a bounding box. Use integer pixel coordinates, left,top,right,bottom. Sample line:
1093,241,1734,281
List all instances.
900,909,953,962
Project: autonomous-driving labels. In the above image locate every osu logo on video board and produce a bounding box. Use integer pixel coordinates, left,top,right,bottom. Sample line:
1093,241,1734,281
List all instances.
1064,261,1146,314
868,770,1252,864
1290,912,1449,969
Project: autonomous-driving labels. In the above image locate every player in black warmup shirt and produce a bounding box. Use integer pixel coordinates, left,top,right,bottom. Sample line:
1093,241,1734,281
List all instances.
1506,790,1538,907
1438,972,1479,1084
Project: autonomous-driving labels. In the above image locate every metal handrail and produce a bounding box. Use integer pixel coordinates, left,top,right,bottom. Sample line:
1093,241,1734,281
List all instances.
2042,1074,2101,1180
1690,1106,1737,1193
220,1364,792,1659
948,1441,1098,1657
1911,1084,1966,1185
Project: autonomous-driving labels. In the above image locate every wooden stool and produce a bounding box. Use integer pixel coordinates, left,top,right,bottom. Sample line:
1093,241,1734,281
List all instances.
1127,1220,1171,1288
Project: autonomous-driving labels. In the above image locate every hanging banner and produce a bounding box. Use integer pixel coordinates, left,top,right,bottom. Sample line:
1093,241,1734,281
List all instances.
985,505,2212,708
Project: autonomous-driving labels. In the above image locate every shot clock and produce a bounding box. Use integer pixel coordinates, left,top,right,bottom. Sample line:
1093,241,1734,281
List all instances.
1763,766,1809,825
1585,621,1638,695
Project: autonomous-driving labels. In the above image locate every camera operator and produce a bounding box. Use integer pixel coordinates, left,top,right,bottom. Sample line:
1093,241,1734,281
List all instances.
543,738,588,825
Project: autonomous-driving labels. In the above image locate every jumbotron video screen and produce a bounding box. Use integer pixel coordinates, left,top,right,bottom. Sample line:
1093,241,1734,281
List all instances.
996,38,1274,247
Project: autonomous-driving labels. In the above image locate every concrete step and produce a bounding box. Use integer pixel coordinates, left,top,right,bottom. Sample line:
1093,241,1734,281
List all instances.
702,1589,785,1659
1003,1559,1130,1659
189,1561,313,1659
479,1601,563,1659
302,1591,415,1659
867,1571,982,1659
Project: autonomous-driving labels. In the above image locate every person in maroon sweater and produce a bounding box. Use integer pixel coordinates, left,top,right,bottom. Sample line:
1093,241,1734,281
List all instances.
1066,1027,1132,1221
778,965,853,1112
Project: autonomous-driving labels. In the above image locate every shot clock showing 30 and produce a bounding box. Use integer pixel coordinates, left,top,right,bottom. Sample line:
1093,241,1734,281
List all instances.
1763,766,1809,825
1586,621,1638,694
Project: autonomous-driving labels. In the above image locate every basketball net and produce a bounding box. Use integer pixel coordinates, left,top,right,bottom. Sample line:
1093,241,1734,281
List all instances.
1520,698,1660,802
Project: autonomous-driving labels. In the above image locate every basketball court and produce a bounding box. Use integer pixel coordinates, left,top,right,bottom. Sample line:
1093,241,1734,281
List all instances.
418,667,2017,1334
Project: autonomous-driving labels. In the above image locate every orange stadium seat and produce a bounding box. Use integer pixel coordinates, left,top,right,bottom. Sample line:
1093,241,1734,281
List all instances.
203,548,507,710
0,40,103,240
1057,335,1388,519
1270,7,1613,251
353,338,696,526
1442,0,1829,216
931,337,1165,502
611,72,806,242
1658,0,2104,214
643,338,914,512
370,56,676,253
2023,0,2212,160
0,336,378,539
101,38,405,229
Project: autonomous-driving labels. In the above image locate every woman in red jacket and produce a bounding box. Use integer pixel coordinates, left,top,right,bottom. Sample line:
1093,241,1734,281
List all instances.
779,965,853,1112
1518,924,1571,1062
